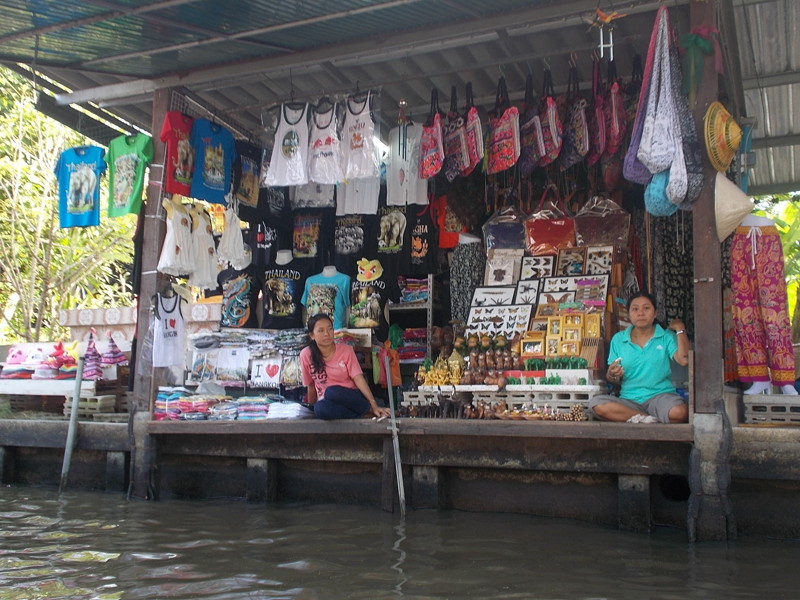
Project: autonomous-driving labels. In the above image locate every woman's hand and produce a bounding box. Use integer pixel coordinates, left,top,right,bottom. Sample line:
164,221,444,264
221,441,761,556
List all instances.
607,357,624,383
371,405,392,418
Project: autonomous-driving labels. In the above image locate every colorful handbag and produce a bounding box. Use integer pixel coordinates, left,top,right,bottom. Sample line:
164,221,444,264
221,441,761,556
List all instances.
603,60,627,157
419,88,445,179
486,76,520,175
586,60,606,168
538,69,562,167
443,86,469,182
518,74,545,177
461,82,484,176
560,66,590,170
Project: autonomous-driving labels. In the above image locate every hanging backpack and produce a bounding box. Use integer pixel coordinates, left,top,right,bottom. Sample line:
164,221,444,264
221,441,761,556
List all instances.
443,85,469,182
586,59,606,167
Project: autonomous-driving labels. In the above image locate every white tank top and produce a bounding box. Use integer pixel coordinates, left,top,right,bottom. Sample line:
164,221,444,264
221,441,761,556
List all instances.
341,92,379,180
308,104,344,184
266,103,310,187
152,294,186,368
157,201,194,277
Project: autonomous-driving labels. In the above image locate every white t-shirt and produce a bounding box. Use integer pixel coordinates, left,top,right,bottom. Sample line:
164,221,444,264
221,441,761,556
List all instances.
386,123,429,206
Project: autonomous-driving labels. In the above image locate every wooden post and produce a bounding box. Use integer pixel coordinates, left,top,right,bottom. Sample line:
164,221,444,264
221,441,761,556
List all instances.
687,0,736,542
618,474,651,532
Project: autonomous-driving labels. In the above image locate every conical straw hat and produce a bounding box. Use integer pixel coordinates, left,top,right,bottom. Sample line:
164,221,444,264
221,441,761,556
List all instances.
714,172,753,242
704,101,742,172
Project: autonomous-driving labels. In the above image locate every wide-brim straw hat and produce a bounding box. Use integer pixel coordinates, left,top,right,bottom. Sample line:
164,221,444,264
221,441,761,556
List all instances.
704,101,742,172
714,172,753,242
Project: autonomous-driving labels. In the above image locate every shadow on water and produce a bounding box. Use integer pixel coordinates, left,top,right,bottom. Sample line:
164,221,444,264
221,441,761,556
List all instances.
2,485,800,600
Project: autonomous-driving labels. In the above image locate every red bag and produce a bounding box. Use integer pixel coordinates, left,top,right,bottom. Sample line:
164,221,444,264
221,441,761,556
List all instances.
419,89,444,179
538,69,562,167
524,184,576,256
461,82,484,176
486,76,520,175
586,59,606,167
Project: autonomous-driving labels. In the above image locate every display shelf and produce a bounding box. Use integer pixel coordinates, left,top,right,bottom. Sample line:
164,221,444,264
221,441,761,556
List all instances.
389,273,436,359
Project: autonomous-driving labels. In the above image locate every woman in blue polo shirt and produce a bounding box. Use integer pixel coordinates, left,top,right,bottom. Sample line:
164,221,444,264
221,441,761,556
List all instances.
589,291,691,423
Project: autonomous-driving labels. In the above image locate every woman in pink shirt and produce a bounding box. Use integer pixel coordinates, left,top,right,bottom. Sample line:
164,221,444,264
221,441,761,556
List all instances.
300,314,391,420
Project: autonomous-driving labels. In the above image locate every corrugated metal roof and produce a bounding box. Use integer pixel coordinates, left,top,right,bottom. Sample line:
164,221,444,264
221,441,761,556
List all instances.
0,0,797,194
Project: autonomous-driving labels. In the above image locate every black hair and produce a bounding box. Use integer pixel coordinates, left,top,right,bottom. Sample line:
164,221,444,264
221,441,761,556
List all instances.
626,291,658,311
306,313,333,375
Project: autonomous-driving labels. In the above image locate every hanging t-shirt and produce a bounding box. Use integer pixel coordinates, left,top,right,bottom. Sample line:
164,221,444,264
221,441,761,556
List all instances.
159,111,194,196
335,177,380,215
386,123,429,206
245,221,279,268
218,264,262,329
333,213,378,277
105,132,154,217
341,92,380,180
292,208,335,272
54,145,106,228
431,194,466,249
376,203,411,280
261,259,307,329
308,103,344,184
152,294,186,368
265,103,310,187
290,182,336,209
408,204,437,276
233,140,262,209
349,257,401,342
301,270,351,329
190,119,237,205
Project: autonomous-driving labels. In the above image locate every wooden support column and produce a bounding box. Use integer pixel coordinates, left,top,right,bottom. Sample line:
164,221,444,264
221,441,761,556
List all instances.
412,465,442,509
618,474,651,532
246,458,277,502
105,451,126,492
687,0,735,542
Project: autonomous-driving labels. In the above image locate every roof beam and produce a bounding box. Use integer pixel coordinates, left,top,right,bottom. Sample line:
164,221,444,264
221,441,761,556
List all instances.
56,0,676,107
752,134,800,149
747,182,800,197
743,70,800,90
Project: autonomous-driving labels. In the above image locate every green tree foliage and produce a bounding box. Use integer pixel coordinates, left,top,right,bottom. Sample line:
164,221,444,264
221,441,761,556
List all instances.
0,68,136,343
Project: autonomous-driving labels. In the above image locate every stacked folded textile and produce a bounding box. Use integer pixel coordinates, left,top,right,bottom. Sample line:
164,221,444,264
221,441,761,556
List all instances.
237,396,271,420
399,327,427,362
153,387,192,420
177,394,227,419
397,277,429,304
208,401,238,420
1,347,32,379
266,401,315,420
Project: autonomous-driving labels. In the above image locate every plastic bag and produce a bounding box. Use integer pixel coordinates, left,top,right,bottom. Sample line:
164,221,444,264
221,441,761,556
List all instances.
482,205,528,251
524,185,575,256
573,196,631,247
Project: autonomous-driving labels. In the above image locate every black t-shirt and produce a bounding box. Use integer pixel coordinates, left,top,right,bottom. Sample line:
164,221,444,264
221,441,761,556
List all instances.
245,221,279,268
376,203,411,281
291,207,335,274
349,257,401,342
217,264,262,329
261,260,307,329
233,141,263,210
408,204,437,276
333,213,378,277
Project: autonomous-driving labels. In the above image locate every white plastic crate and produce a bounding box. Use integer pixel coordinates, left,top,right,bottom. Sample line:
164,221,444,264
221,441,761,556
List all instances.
402,391,439,407
743,395,800,424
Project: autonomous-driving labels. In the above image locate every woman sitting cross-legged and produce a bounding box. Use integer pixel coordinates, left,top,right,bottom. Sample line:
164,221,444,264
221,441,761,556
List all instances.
588,291,691,424
299,313,391,420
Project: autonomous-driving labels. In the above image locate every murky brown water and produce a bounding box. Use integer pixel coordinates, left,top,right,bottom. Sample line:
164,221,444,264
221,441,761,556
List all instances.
1,485,800,599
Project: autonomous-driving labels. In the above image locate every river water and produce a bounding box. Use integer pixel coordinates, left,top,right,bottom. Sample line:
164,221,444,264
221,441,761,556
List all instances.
2,485,800,600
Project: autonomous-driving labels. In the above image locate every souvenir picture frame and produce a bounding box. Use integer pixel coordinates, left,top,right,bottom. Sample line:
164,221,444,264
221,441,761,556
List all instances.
466,304,533,338
471,286,516,307
585,313,601,337
574,274,610,305
529,318,549,333
542,275,581,293
556,247,587,276
547,316,563,337
520,255,555,280
546,336,561,357
520,332,546,359
584,245,614,275
514,279,540,305
484,249,523,286
563,313,584,329
560,340,580,356
563,325,582,342
534,303,559,318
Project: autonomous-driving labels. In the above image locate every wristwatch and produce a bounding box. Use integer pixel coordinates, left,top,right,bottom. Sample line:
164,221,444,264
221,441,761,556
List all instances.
674,329,686,335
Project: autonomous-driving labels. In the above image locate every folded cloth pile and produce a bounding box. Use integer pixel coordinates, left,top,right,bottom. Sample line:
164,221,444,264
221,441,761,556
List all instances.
265,401,315,420
398,327,427,362
397,277,429,304
1,347,32,379
237,396,270,420
153,386,192,420
208,401,238,420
